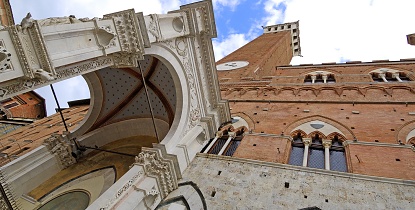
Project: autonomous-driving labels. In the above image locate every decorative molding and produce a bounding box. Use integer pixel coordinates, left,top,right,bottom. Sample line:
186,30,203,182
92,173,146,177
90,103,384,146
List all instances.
160,38,201,137
134,147,179,199
8,26,32,78
43,134,76,169
104,9,144,58
148,14,162,42
0,174,18,210
100,169,145,210
0,57,113,99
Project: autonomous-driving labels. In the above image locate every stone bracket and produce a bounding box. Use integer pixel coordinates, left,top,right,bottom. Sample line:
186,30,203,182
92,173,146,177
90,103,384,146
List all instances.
43,133,76,169
134,144,181,199
104,9,146,67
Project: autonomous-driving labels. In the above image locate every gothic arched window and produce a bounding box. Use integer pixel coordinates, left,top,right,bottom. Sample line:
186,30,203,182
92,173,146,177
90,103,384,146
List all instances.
288,132,347,172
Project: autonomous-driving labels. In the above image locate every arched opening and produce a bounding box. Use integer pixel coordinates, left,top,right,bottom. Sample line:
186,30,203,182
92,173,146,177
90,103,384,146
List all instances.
37,191,90,210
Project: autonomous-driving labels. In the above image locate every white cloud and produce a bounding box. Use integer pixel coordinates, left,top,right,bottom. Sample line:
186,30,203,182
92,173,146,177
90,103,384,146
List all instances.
280,0,415,64
213,0,243,11
262,0,287,26
213,34,250,61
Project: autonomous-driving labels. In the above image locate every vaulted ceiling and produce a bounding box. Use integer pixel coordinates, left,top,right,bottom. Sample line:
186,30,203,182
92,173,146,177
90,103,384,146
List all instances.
87,55,177,133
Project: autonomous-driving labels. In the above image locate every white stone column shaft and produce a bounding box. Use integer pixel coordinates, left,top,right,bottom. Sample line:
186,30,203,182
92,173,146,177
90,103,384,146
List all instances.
322,75,328,83
393,73,402,82
323,140,332,170
311,75,316,84
302,138,311,167
203,136,219,153
379,73,388,82
218,133,235,156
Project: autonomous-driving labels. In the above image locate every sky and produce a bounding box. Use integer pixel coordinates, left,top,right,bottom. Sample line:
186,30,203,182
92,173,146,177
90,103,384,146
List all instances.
10,0,415,115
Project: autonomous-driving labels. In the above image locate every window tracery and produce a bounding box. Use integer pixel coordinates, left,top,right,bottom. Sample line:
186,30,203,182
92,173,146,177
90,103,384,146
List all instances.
370,68,411,82
202,126,246,156
288,131,347,172
304,71,335,84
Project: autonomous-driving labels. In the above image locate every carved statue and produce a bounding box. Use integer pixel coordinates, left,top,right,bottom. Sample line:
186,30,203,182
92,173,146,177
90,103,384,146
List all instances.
20,13,34,33
34,69,55,81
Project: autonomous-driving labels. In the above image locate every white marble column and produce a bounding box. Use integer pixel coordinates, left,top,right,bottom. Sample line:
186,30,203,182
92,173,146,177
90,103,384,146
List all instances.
302,138,311,167
218,132,235,156
311,75,317,84
379,73,388,82
322,140,332,170
392,73,402,82
203,131,223,153
322,75,328,83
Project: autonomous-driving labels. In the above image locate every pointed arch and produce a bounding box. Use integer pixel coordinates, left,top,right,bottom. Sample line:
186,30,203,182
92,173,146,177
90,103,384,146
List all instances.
284,115,355,140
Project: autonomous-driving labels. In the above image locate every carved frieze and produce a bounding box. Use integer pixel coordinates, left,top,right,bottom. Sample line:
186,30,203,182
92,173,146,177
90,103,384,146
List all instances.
0,56,113,99
100,169,145,210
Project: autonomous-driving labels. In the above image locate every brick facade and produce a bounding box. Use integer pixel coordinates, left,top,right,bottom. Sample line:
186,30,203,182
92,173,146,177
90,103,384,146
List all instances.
216,28,415,180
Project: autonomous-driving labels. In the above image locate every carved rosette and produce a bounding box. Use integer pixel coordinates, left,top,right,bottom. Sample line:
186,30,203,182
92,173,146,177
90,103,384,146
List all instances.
134,147,179,199
43,134,76,169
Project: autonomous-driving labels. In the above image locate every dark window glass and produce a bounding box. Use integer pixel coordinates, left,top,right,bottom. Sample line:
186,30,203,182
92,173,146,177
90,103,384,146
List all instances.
289,146,304,166
209,139,227,154
224,140,241,156
3,102,18,109
330,150,347,172
308,148,325,169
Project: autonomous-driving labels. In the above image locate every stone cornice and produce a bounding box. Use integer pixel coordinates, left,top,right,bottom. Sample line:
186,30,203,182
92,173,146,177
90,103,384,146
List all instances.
277,59,415,69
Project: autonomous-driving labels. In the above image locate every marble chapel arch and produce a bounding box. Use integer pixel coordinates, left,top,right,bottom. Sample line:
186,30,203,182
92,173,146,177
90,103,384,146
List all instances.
0,0,230,209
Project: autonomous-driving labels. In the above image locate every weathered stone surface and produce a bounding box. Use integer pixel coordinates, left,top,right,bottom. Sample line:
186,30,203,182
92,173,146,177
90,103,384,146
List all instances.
181,155,415,209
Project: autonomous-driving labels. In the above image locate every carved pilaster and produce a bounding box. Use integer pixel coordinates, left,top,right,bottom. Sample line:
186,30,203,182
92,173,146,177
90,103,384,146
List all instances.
43,133,76,169
104,9,146,67
133,145,180,199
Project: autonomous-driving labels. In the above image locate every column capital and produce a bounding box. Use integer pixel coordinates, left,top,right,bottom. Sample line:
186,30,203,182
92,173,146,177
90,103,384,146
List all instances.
215,130,223,138
302,138,311,146
134,145,181,199
322,139,332,148
228,132,236,138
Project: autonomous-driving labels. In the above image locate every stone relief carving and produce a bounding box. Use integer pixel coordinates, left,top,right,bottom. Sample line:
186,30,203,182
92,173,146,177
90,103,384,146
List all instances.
104,9,144,56
100,169,145,210
43,134,76,169
148,14,161,42
0,57,113,99
134,150,177,198
0,46,12,73
34,69,54,81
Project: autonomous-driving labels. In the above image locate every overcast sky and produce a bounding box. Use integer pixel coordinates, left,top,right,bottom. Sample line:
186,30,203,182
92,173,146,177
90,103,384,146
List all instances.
10,0,415,115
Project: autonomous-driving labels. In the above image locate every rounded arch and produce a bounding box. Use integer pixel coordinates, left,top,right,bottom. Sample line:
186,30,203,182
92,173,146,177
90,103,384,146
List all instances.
72,43,189,153
308,130,326,140
290,129,307,139
397,120,415,144
230,112,255,131
284,115,355,140
327,132,346,142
